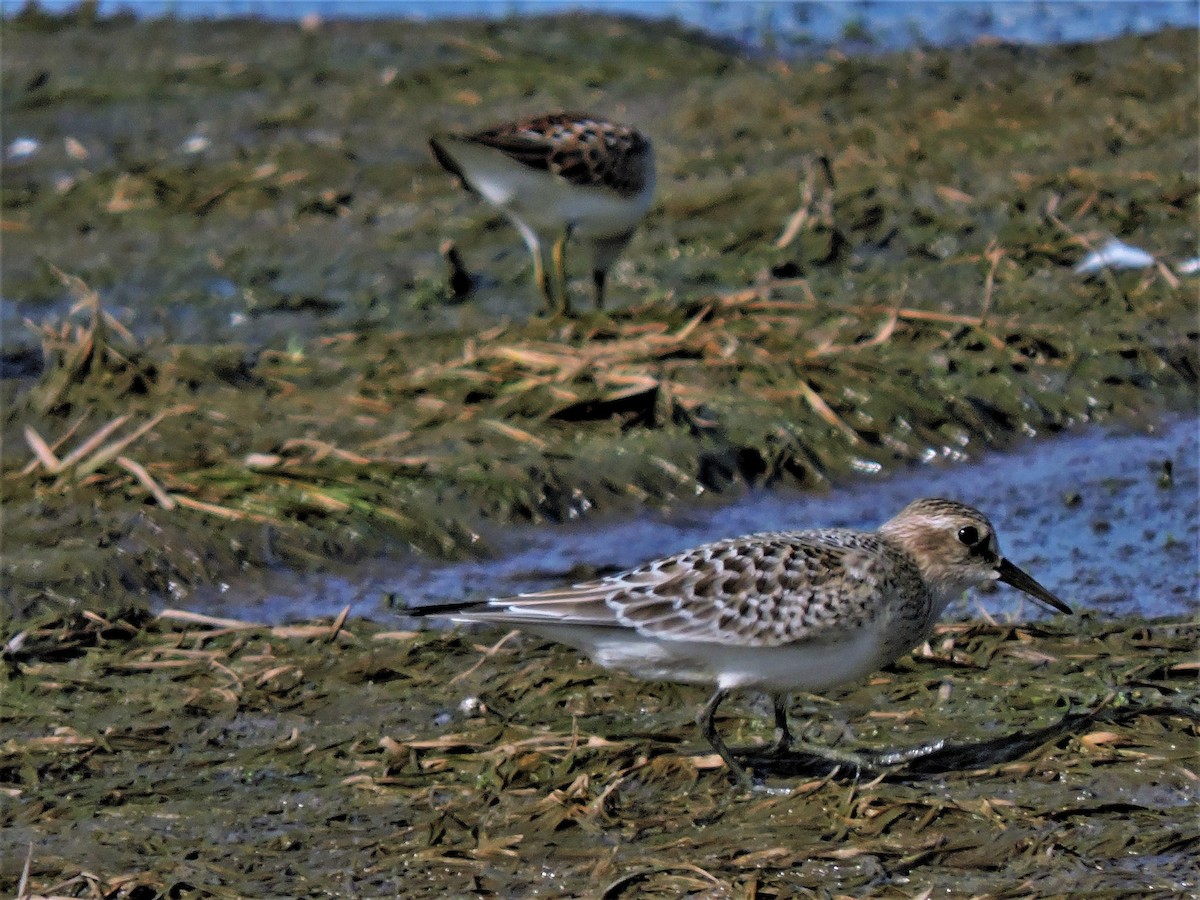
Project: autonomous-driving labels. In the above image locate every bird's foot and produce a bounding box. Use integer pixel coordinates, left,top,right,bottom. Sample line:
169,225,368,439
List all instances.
864,738,949,768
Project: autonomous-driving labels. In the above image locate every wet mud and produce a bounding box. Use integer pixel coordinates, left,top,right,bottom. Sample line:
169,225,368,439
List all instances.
1,610,1196,897
2,13,1197,621
203,415,1199,624
0,8,1197,897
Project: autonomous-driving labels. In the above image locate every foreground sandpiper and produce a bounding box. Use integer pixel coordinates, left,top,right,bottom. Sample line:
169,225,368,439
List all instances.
424,498,1072,787
429,112,655,315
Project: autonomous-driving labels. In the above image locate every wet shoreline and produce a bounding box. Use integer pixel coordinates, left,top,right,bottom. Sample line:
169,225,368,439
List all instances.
3,17,1197,625
192,414,1199,624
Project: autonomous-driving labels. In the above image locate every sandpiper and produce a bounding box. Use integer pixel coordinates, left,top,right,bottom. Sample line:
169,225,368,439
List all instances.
425,498,1072,788
428,112,655,315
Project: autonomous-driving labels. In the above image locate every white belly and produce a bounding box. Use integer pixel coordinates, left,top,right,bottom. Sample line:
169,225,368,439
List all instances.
445,139,652,238
527,622,891,694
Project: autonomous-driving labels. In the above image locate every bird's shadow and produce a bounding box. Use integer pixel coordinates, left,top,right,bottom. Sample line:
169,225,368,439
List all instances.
734,703,1194,782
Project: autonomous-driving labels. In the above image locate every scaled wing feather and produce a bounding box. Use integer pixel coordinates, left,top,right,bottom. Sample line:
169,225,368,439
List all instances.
475,531,908,648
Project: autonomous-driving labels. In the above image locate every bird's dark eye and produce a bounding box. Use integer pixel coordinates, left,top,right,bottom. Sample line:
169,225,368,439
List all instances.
957,525,981,546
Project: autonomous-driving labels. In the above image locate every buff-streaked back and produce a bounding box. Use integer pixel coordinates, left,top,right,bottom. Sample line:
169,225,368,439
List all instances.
459,112,653,197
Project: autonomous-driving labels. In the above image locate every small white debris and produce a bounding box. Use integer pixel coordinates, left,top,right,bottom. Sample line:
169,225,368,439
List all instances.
3,630,28,655
1174,257,1200,275
458,696,486,717
180,134,210,154
1073,238,1155,274
849,457,883,475
64,136,89,160
6,138,40,159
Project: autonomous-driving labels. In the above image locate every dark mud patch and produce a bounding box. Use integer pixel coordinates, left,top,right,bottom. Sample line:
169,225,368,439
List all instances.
1,609,1196,897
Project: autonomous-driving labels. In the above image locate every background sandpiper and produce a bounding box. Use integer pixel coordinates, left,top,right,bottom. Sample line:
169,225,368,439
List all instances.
429,112,655,315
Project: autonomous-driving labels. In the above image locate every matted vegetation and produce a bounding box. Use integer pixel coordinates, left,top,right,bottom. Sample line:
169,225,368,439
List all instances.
2,608,1197,896
2,13,1196,617
4,255,1194,618
2,14,1200,619
0,12,1197,893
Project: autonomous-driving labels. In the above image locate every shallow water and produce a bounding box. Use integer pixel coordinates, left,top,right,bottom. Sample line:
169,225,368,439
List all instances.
187,416,1199,623
5,0,1196,53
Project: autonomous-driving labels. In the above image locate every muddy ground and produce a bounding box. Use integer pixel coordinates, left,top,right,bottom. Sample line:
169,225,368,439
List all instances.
2,11,1196,619
2,610,1197,897
1,6,1198,897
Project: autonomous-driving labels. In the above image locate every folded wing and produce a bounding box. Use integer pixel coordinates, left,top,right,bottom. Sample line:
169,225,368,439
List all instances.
458,530,912,648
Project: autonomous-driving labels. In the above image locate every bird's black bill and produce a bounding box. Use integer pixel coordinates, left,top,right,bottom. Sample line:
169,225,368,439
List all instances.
406,599,483,617
428,137,474,192
996,558,1072,615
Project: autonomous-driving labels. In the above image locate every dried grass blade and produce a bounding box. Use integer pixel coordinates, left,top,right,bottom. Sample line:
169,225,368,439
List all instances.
615,321,669,337
451,629,521,684
110,659,206,671
359,430,414,451
481,419,549,450
19,412,90,475
17,842,32,900
716,287,765,307
50,264,99,312
171,493,274,523
255,664,299,686
1155,259,1181,289
349,394,393,415
979,241,1004,323
47,410,90,448
799,380,862,445
272,623,350,639
327,447,376,464
495,346,572,370
21,733,95,749
671,304,713,342
896,308,983,327
55,414,130,471
400,733,485,750
297,486,352,512
115,455,176,509
281,438,373,465
499,375,555,394
807,308,900,358
371,630,419,641
159,608,264,630
327,605,351,642
75,406,190,477
23,426,62,473
99,306,136,344
596,375,660,395
775,159,817,248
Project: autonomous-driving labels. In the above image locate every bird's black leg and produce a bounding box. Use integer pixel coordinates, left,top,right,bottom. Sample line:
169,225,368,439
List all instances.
592,267,607,311
552,232,572,316
768,693,794,755
698,688,753,789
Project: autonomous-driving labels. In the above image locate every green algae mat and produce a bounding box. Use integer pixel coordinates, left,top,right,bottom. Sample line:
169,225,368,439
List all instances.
2,13,1197,618
1,610,1197,896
